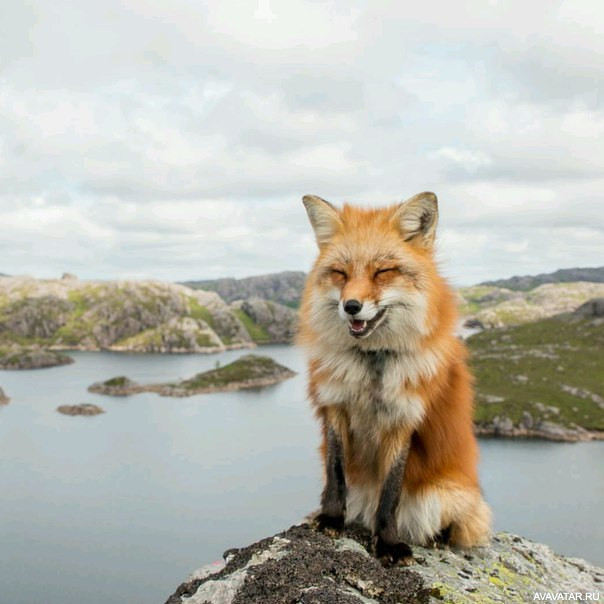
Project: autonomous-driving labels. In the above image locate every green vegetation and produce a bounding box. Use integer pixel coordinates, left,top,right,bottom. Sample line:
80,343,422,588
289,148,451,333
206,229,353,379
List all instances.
103,376,129,387
233,308,270,342
177,355,286,390
187,297,216,329
468,315,604,430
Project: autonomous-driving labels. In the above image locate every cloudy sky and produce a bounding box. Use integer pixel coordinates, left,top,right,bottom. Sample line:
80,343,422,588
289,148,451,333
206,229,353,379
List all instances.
1,0,602,285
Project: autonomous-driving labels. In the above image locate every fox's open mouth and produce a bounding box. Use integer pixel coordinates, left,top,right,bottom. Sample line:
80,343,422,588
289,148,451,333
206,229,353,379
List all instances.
348,309,387,338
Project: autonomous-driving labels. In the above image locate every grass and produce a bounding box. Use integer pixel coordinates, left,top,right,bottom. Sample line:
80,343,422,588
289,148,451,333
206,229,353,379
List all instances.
468,315,604,430
187,298,216,329
177,355,285,390
233,308,270,342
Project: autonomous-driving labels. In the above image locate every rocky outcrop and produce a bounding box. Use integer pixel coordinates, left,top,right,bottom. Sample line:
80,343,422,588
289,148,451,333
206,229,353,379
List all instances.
165,523,604,604
89,354,296,398
474,414,604,442
57,403,105,416
0,276,272,353
0,387,9,404
459,282,604,328
230,298,297,343
574,297,604,320
481,266,604,291
185,271,306,306
0,346,74,370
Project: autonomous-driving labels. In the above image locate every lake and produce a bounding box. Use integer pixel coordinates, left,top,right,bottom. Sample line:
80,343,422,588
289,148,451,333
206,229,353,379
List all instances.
1,345,602,604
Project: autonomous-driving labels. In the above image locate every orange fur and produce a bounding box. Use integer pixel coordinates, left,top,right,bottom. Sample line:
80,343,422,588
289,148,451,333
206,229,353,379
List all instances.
298,193,491,547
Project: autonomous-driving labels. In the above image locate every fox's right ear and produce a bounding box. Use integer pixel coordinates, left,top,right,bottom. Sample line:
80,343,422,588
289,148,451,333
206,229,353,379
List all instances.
302,195,341,248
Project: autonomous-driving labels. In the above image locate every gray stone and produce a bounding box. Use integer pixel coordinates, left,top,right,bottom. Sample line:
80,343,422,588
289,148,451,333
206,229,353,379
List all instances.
165,524,604,604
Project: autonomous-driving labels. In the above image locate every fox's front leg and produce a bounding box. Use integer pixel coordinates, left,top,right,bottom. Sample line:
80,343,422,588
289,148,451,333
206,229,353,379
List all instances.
373,441,414,566
315,426,347,537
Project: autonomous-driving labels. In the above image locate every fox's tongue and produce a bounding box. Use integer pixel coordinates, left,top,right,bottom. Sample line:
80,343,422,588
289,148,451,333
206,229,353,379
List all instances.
351,319,366,332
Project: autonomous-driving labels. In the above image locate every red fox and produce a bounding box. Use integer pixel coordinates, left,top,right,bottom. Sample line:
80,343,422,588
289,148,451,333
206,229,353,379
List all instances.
297,192,491,566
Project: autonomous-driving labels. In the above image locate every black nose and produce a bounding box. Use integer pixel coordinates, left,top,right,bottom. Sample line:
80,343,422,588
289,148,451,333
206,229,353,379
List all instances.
344,299,363,315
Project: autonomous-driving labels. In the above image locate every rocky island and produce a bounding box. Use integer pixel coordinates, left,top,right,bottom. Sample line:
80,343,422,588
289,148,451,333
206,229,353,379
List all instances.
57,403,105,416
0,345,73,370
165,523,604,603
89,354,296,398
469,298,604,442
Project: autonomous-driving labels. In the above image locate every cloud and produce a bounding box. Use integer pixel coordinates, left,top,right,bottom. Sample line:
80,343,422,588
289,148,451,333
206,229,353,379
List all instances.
0,0,602,284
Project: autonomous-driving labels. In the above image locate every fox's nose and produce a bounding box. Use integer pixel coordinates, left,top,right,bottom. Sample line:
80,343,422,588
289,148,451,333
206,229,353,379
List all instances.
344,299,363,315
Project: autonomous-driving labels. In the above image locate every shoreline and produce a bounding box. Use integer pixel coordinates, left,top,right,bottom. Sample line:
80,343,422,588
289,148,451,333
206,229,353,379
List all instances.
475,424,604,443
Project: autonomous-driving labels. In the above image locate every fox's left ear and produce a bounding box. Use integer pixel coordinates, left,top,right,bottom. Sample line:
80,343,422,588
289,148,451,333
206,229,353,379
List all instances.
392,192,438,248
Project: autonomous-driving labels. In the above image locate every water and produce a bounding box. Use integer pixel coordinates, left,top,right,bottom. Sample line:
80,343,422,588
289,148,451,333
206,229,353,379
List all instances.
0,346,602,604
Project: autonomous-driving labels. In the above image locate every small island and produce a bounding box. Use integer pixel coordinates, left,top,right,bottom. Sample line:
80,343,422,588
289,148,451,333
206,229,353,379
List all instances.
0,346,74,370
57,403,105,416
0,387,9,405
88,354,296,398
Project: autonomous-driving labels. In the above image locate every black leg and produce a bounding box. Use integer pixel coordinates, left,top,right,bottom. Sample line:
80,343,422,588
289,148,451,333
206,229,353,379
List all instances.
315,427,346,537
432,524,452,548
372,444,414,566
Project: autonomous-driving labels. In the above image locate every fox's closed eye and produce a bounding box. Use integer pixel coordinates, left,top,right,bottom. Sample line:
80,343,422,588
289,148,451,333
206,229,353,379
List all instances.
331,269,347,278
375,268,397,277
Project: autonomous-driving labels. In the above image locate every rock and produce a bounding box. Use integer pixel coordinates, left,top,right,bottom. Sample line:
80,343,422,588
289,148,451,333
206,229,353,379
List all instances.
0,346,74,370
520,411,533,429
574,297,604,319
230,298,297,343
462,318,484,329
89,354,296,398
57,403,104,416
493,416,514,435
165,523,604,604
88,376,143,396
0,386,9,404
184,271,306,306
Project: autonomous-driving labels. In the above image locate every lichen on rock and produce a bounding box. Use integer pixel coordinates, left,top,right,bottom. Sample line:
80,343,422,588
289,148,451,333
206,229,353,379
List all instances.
165,524,604,604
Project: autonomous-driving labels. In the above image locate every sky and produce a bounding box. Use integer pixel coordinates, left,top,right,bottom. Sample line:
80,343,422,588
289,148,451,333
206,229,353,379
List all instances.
0,0,602,286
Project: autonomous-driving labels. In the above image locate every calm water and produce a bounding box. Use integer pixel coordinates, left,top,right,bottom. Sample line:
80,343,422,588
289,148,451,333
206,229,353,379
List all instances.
0,346,602,604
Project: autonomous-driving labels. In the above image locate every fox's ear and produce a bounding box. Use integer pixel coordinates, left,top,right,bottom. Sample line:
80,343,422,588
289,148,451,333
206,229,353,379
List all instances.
393,192,438,248
302,195,341,248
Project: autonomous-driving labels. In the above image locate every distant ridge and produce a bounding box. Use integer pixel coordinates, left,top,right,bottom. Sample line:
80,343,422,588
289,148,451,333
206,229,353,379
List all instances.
480,266,604,291
184,271,306,307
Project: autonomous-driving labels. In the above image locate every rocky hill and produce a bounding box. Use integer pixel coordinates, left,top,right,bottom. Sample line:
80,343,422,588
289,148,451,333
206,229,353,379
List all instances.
458,282,604,328
0,276,297,353
468,298,604,441
184,271,306,307
481,266,604,291
165,523,604,604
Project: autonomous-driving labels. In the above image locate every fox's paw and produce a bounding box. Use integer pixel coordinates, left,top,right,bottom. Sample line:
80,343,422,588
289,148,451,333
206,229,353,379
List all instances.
313,513,345,538
430,524,452,550
373,536,414,567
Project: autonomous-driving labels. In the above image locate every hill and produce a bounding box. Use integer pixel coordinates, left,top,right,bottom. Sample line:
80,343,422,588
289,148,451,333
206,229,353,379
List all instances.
481,266,604,291
184,271,306,307
468,299,604,441
0,276,296,353
458,281,604,328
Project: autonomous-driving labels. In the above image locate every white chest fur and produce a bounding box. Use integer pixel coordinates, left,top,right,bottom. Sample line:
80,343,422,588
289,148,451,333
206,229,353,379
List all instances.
314,348,431,430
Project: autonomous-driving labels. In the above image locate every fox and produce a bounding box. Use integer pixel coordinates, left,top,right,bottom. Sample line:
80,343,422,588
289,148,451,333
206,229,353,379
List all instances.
297,192,491,566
